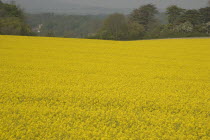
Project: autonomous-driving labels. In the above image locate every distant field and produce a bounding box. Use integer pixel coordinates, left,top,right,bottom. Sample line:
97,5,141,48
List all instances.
0,36,210,139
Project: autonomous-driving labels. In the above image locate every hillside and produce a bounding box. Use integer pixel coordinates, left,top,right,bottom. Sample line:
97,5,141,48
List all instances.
25,14,105,38
0,36,210,139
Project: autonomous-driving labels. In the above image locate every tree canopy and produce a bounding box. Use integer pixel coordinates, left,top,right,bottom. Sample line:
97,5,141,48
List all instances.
94,4,210,40
0,1,33,35
166,5,185,24
199,7,210,23
94,13,145,40
130,4,158,30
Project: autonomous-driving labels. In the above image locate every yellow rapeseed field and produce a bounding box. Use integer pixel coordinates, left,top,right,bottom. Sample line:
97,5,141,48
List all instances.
0,35,210,139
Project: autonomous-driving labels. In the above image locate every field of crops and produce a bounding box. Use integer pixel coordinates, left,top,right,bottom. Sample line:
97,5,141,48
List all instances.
0,35,210,139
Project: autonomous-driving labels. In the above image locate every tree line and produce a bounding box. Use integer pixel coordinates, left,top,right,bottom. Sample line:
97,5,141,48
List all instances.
89,3,210,40
0,0,34,36
0,0,210,40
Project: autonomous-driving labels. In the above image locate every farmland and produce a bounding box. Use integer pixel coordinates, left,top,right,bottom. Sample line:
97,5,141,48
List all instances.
0,36,210,139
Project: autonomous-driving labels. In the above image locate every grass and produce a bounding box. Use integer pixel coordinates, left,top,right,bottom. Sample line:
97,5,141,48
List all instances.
0,35,210,139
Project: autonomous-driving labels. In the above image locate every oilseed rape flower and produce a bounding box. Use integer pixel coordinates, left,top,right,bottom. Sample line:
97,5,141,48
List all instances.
0,35,210,139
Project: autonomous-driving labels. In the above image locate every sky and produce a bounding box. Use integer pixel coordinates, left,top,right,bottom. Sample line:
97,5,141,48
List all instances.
61,0,208,9
4,0,209,14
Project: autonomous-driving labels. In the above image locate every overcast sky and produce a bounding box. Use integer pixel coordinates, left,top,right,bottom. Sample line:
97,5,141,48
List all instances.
11,0,208,8
4,0,209,14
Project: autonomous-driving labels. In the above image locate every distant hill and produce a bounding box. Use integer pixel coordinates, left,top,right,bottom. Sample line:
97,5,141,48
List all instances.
27,7,132,15
26,13,105,38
